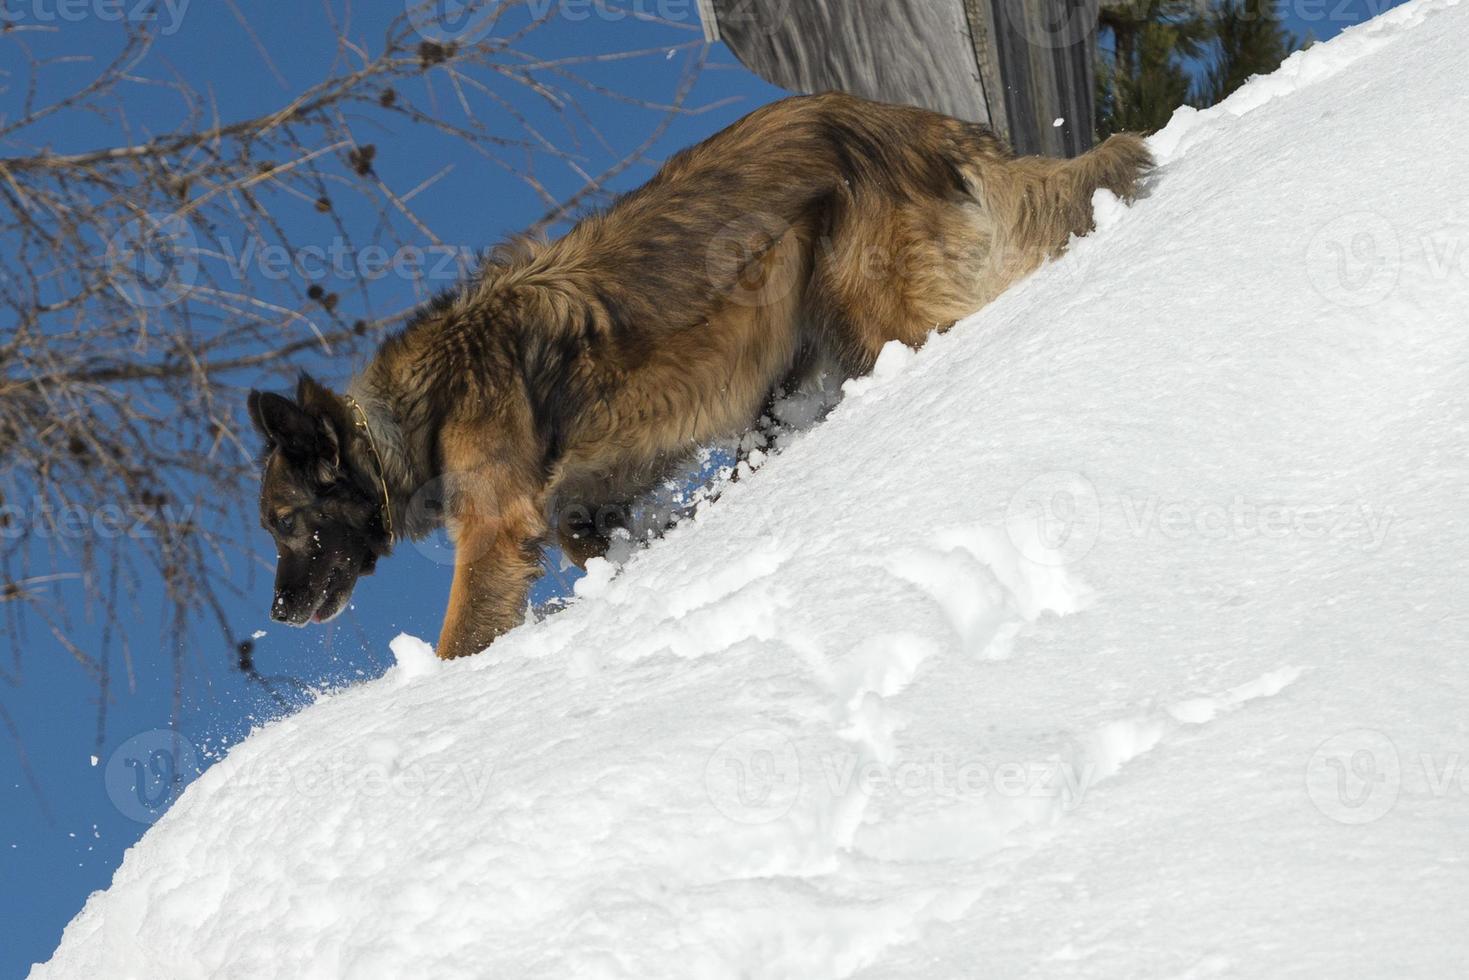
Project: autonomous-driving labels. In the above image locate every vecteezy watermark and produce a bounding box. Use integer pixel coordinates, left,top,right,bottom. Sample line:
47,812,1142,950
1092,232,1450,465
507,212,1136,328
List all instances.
702,0,792,35
1305,211,1401,309
1005,0,1396,54
1118,495,1394,552
1305,212,1469,309
705,221,1030,311
105,212,199,309
105,226,479,311
704,728,802,824
995,0,1101,51
704,730,1103,825
1284,0,1400,24
705,211,805,309
107,216,1054,313
227,752,496,804
217,236,477,287
1091,0,1399,34
1005,470,1103,567
818,752,1097,811
1003,473,1396,568
0,496,195,541
401,470,675,568
0,0,191,35
405,0,500,45
402,469,505,566
1306,729,1469,825
406,0,792,44
105,729,202,824
1305,729,1401,825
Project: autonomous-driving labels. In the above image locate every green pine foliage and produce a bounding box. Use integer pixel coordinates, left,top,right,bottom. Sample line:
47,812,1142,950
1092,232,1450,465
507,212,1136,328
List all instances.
1203,0,1300,104
1097,0,1300,138
1097,0,1211,137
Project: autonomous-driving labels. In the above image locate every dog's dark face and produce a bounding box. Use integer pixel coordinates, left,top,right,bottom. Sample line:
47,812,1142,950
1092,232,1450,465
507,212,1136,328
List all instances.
248,376,387,627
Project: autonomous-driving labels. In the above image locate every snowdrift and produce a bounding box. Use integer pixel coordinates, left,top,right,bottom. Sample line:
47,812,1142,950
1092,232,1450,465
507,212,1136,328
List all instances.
36,1,1469,975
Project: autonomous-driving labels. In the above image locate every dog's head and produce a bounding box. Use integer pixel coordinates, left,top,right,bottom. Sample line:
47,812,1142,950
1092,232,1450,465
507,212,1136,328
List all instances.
247,374,390,626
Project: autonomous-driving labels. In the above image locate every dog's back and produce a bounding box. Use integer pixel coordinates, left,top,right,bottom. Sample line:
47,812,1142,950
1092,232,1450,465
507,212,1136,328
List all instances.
494,92,1148,367
491,94,1151,467
329,93,1151,658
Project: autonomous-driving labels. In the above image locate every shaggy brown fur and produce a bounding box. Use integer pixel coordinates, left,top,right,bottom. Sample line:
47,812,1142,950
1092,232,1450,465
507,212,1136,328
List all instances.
249,92,1151,660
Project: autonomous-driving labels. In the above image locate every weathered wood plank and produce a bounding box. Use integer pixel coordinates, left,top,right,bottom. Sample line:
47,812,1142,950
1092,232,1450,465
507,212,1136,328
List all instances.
706,0,992,127
704,0,1097,157
987,0,1097,155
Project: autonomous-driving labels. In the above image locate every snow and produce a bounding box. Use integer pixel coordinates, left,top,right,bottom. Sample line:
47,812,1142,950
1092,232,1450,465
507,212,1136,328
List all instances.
840,338,917,399
34,1,1469,975
388,633,440,684
571,556,619,599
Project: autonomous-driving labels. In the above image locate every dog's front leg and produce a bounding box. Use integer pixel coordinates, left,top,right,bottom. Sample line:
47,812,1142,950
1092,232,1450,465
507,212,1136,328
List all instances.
437,494,544,660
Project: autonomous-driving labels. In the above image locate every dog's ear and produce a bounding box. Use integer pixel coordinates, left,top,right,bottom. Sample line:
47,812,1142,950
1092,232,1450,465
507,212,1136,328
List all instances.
248,387,336,476
248,389,319,461
295,371,335,409
293,372,345,483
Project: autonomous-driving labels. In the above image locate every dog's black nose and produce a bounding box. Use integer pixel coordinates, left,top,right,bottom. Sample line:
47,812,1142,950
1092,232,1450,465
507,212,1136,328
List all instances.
270,597,290,622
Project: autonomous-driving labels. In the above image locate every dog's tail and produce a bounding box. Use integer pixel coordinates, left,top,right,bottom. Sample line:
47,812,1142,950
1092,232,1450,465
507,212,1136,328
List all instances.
1068,132,1154,206
984,133,1153,259
1040,133,1154,243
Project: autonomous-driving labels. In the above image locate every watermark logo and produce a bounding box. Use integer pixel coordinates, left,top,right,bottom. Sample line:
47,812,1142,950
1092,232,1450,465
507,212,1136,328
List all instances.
1287,0,1400,26
820,753,1097,811
1119,496,1393,552
704,728,801,824
405,470,503,566
711,0,793,36
104,729,201,824
0,496,194,541
229,752,496,803
403,0,791,40
702,739,1103,828
1005,470,1102,566
997,0,1099,50
706,211,805,309
1305,211,1400,309
1305,728,1400,825
406,0,499,45
0,0,192,35
105,212,198,309
217,236,475,286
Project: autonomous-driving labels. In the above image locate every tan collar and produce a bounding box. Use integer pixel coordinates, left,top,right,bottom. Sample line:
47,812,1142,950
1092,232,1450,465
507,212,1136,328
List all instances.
344,395,394,543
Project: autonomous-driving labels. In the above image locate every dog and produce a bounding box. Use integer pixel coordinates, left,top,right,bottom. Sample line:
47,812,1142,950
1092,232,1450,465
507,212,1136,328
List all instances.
248,92,1151,660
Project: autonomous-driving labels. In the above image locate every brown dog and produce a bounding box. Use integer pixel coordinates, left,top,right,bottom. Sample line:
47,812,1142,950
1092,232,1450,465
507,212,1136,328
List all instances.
248,92,1150,659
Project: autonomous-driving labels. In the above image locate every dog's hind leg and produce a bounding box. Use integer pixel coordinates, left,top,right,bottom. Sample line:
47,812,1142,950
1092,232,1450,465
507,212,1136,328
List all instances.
805,193,994,377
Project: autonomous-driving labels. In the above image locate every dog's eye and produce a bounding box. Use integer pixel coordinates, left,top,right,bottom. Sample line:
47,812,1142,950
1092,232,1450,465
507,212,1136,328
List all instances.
276,513,296,534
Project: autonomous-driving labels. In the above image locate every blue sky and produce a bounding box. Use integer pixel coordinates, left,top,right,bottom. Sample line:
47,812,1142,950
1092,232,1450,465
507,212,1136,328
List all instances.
0,1,1393,975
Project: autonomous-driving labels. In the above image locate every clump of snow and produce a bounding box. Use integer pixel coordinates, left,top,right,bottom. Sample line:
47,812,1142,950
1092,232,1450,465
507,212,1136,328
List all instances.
388,633,439,682
1089,187,1126,233
34,2,1469,975
840,338,918,399
571,556,618,599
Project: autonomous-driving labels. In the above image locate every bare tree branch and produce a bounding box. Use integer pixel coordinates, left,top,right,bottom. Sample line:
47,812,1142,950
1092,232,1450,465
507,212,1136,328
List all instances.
0,0,719,753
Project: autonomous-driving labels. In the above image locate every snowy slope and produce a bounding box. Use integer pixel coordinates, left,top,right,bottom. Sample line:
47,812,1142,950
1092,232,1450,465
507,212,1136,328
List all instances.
35,1,1469,975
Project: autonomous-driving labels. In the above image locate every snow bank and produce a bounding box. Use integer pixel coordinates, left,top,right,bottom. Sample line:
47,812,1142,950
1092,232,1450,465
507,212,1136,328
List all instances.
35,1,1469,975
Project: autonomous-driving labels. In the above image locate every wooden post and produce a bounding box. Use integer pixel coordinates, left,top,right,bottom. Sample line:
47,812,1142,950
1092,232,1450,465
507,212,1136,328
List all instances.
701,0,1097,157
